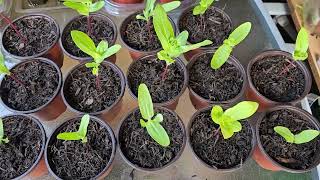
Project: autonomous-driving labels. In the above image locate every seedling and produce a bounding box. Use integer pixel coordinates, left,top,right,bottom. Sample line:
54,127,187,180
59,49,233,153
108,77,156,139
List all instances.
211,101,259,139
138,83,170,147
193,0,215,15
211,22,252,69
71,30,121,89
0,52,25,86
57,114,90,143
153,5,212,80
0,118,9,144
274,126,319,144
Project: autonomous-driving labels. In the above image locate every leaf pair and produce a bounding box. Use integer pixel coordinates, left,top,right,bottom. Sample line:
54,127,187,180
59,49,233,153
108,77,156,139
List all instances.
0,118,9,144
71,30,121,76
274,126,319,144
211,101,259,139
211,22,252,70
138,84,170,147
57,114,90,143
63,0,105,16
153,5,212,66
293,27,309,61
0,52,10,76
193,0,215,15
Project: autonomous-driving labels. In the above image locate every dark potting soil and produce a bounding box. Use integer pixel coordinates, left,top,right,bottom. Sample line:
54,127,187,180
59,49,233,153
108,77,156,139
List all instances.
62,15,115,58
179,6,232,46
2,15,58,57
119,108,184,169
1,60,59,111
250,55,305,102
190,109,252,169
189,53,243,101
63,64,121,113
47,118,113,179
127,57,185,103
259,109,320,170
0,115,43,179
27,0,48,6
122,17,161,51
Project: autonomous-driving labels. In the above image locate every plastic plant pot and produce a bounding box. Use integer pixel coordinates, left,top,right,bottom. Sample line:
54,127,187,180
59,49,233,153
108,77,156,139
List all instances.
187,49,247,110
253,105,320,173
117,106,186,172
0,57,66,121
1,14,64,68
60,13,117,64
45,115,117,179
0,114,47,179
246,50,312,111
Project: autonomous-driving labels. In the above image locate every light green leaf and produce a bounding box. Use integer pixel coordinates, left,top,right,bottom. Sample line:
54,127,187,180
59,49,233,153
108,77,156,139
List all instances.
136,14,146,20
0,118,9,144
63,2,89,16
71,30,99,59
274,126,294,143
146,120,170,147
96,41,108,54
293,27,309,61
0,53,10,75
63,0,92,2
228,22,252,46
85,62,98,68
176,31,189,46
92,67,99,75
153,114,163,123
138,83,154,120
294,130,320,144
210,44,232,69
157,50,176,65
140,119,147,127
181,40,212,53
192,5,207,15
57,132,83,141
78,114,90,137
220,125,234,139
227,120,242,133
99,44,121,63
162,1,181,12
89,1,105,13
224,101,259,121
211,105,223,124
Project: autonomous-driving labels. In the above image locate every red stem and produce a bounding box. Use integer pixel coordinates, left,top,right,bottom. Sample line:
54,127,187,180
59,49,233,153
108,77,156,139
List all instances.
161,65,169,81
87,15,91,36
214,127,220,136
279,59,296,75
9,73,25,86
0,12,27,44
95,75,101,90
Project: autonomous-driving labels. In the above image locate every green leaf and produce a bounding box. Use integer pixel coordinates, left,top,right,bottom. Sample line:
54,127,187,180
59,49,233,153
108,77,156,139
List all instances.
227,120,242,133
294,130,320,144
162,1,181,12
153,113,163,123
274,126,294,143
96,41,108,54
85,62,98,68
181,39,212,53
293,27,309,61
136,14,147,20
210,44,232,69
176,31,189,46
211,105,223,124
89,1,105,12
157,50,176,65
224,101,259,121
71,30,99,59
140,119,147,127
63,2,89,16
99,44,121,63
63,0,92,2
220,125,234,139
57,132,84,141
0,53,10,75
77,114,90,137
138,83,154,120
0,118,9,144
92,67,99,75
192,5,207,15
228,22,252,46
146,120,170,147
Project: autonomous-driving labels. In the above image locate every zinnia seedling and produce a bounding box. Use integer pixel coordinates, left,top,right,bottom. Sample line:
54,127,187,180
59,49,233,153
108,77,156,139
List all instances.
57,114,90,143
153,5,212,79
274,126,319,144
193,0,215,15
211,22,252,69
0,118,9,144
211,101,259,139
138,83,170,147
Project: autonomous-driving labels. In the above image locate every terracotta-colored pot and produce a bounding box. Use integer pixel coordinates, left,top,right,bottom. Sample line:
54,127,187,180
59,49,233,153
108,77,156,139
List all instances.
0,57,66,121
1,14,64,68
112,0,143,4
60,13,117,63
246,50,312,111
187,49,247,110
253,105,320,172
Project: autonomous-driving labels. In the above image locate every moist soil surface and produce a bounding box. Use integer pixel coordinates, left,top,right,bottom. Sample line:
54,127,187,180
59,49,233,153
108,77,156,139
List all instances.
259,109,320,170
0,115,43,179
127,56,185,103
63,64,121,113
119,108,184,169
250,55,305,102
179,6,232,46
190,109,252,169
1,60,59,111
47,117,113,179
62,15,115,58
3,15,58,57
122,17,161,51
189,53,243,101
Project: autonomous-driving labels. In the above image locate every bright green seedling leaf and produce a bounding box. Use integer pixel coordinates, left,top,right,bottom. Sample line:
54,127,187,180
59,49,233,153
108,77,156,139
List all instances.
210,101,259,139
193,0,215,15
63,0,105,16
0,118,9,144
138,83,170,147
211,22,252,69
274,126,320,144
57,114,90,143
0,52,11,76
293,27,309,61
71,30,121,76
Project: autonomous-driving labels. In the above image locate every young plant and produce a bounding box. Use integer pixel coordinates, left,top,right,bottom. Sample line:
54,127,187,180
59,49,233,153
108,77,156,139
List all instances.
153,5,212,79
274,126,319,144
138,83,170,147
193,0,215,15
71,30,121,89
0,52,24,86
57,114,90,143
211,22,252,69
0,118,9,144
211,101,259,139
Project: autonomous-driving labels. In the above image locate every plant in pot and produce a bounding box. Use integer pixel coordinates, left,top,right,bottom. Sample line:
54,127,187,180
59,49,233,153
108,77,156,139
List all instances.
0,52,66,121
118,83,186,171
187,22,251,110
253,105,320,172
62,30,125,120
189,101,258,171
127,5,212,110
178,0,233,60
247,27,312,111
45,114,117,179
61,0,117,63
120,0,180,60
0,115,47,179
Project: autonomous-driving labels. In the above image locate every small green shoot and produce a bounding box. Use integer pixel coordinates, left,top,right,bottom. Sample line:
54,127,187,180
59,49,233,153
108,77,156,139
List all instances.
193,0,215,15
274,126,319,144
62,0,105,16
138,83,170,147
0,118,9,144
57,114,90,143
293,27,309,61
211,22,252,69
211,101,259,139
136,0,181,22
0,52,11,76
